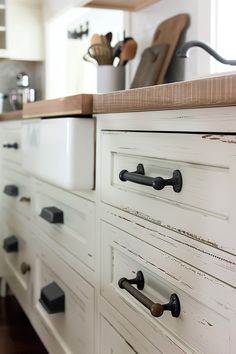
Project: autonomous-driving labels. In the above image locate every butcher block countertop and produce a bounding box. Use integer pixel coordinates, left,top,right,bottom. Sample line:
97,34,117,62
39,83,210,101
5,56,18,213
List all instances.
93,74,236,114
23,94,93,119
1,74,236,121
0,111,22,121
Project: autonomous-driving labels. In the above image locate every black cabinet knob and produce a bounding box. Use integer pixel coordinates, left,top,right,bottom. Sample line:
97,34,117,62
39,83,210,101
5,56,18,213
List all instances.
3,235,18,253
40,207,64,224
3,185,19,197
3,143,18,149
39,282,65,314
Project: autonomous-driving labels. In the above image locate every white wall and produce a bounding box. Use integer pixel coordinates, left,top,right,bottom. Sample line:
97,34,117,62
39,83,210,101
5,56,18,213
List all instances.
45,7,124,98
126,0,213,83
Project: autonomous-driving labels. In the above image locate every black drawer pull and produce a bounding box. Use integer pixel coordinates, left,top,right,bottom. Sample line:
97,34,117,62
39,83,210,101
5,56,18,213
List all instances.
39,282,65,314
3,143,18,149
20,262,31,275
3,185,19,197
3,235,18,253
119,164,182,193
40,207,64,224
118,271,180,318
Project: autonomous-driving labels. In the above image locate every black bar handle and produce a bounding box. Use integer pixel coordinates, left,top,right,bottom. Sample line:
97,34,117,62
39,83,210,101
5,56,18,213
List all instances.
3,143,18,149
119,164,182,193
40,207,64,224
118,271,180,318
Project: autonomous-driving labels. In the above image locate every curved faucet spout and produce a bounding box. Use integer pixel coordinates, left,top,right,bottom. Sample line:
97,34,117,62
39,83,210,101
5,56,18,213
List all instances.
177,40,236,66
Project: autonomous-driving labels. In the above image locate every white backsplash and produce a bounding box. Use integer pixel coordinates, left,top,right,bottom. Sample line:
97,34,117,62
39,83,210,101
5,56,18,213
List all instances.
0,60,44,112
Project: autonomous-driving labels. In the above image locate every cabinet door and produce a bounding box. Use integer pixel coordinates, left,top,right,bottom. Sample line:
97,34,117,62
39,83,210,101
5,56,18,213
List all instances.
7,0,43,61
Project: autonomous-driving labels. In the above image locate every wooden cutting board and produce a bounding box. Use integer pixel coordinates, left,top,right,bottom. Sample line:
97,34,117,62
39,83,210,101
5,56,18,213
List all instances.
152,13,190,84
131,43,168,88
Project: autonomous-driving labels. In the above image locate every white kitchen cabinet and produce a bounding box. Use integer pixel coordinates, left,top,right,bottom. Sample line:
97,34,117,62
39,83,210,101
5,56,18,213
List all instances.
4,0,44,61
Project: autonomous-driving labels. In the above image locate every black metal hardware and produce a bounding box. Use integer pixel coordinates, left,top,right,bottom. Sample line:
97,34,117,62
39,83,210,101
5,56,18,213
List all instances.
20,262,31,275
3,143,18,149
39,282,65,314
119,164,182,193
3,235,18,253
68,21,89,40
118,271,181,318
3,185,19,197
177,40,236,66
40,207,64,224
19,196,31,203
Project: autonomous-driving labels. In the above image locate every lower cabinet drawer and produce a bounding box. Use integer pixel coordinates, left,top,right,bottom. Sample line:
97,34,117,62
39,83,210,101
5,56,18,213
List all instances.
32,239,95,354
101,131,236,255
1,167,32,221
101,221,236,354
32,179,95,270
100,316,159,354
1,212,33,315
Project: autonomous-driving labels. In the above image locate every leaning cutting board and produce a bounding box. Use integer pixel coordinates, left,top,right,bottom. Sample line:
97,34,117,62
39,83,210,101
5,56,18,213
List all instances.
131,43,168,89
152,13,190,84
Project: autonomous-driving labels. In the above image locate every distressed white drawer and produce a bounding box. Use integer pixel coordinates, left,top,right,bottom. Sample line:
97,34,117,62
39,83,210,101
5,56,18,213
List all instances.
32,179,95,270
32,238,95,354
1,167,32,221
1,121,22,167
101,221,236,354
101,131,236,255
2,212,33,315
100,316,159,354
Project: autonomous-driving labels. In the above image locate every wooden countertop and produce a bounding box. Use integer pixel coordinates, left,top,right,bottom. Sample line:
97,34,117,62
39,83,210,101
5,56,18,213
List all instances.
2,74,236,121
93,74,236,114
0,111,22,121
23,94,93,119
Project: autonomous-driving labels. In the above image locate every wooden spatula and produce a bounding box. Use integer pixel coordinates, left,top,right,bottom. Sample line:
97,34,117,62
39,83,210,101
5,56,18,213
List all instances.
119,39,138,66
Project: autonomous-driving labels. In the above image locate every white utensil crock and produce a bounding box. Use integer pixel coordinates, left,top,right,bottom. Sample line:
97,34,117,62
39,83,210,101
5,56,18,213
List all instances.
97,65,125,93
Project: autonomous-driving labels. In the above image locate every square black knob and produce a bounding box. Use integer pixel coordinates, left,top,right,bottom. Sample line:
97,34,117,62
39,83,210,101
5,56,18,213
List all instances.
39,282,65,314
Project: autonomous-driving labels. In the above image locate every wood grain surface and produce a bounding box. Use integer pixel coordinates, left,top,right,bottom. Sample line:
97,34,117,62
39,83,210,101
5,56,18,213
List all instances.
93,74,236,114
85,0,159,11
0,110,22,121
23,94,93,119
152,14,190,84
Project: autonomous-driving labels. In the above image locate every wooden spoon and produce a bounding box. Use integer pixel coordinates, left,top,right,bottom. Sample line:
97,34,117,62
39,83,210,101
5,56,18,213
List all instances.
119,39,138,66
91,33,102,45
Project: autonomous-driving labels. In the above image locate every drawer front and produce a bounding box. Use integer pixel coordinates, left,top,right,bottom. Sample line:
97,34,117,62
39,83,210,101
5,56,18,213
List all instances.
32,238,94,354
1,167,32,220
101,221,236,354
33,179,95,270
100,316,159,354
1,212,33,314
101,131,236,254
1,121,22,167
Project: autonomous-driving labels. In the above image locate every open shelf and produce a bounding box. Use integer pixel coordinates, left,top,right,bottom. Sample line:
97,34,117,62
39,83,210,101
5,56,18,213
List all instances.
85,0,160,11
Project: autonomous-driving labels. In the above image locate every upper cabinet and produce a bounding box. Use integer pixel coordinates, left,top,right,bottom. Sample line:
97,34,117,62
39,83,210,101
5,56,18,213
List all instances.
0,0,44,61
84,0,160,11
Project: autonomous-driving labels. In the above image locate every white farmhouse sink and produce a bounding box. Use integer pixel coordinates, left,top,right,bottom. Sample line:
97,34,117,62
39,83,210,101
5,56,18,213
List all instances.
22,117,95,190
